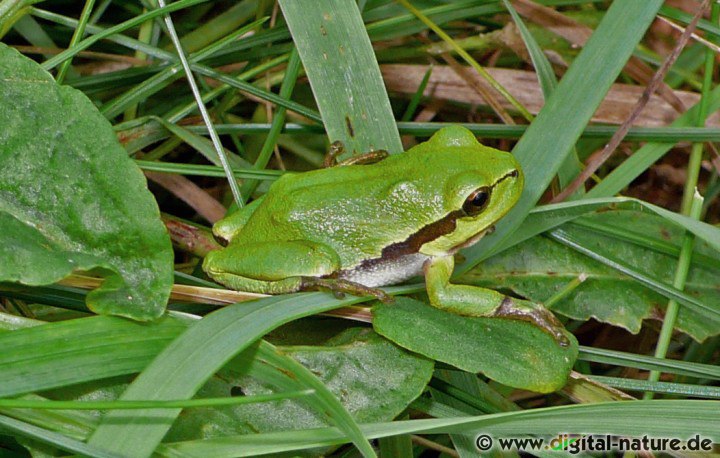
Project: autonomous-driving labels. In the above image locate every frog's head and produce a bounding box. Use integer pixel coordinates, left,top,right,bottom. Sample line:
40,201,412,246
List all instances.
414,126,523,256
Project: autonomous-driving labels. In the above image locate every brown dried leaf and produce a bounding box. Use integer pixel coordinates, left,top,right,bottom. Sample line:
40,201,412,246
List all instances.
381,64,718,126
510,0,687,113
146,171,226,223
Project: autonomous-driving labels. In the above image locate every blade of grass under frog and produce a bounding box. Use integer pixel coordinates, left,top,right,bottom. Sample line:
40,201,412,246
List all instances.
280,0,402,156
457,0,665,274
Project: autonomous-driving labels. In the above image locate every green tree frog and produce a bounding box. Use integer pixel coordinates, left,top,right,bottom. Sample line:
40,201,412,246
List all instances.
203,126,567,345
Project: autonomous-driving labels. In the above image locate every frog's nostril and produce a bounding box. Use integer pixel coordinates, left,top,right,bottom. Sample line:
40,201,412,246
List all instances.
509,170,519,178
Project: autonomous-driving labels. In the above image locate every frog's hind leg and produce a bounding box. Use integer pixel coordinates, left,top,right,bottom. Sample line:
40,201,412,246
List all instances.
203,240,341,294
424,255,569,346
300,277,394,303
203,240,393,302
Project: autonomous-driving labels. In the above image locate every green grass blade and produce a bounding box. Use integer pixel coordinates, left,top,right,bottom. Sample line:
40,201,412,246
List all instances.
579,346,720,379
87,293,374,458
489,197,720,262
40,0,209,70
0,414,121,458
589,376,720,398
134,160,282,180
177,122,720,142
156,0,244,206
458,0,665,273
149,117,249,168
31,8,321,122
502,0,582,193
54,0,95,83
159,400,719,457
99,18,267,119
399,65,433,122
0,315,186,397
280,0,402,155
240,48,302,200
0,391,313,410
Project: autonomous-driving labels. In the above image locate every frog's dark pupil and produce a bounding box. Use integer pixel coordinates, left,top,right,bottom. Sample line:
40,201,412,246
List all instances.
463,187,490,215
472,192,488,206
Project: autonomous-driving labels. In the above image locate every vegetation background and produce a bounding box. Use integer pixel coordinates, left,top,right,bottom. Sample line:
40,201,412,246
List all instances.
0,0,718,457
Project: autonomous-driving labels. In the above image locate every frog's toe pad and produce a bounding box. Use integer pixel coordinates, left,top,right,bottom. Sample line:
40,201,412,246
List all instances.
495,297,569,347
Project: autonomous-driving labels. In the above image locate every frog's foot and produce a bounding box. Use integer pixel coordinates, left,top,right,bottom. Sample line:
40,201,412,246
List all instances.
494,297,569,347
300,277,394,304
323,141,390,168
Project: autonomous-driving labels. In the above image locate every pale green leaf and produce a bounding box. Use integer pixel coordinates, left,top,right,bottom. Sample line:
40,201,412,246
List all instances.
0,43,172,320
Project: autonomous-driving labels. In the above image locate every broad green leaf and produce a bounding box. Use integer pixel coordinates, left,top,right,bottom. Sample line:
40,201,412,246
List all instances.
0,44,172,320
280,0,402,156
88,293,375,458
461,211,720,341
4,325,429,456
165,328,433,441
372,298,577,393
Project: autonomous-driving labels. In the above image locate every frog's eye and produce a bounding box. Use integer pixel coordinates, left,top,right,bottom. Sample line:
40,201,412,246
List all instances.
463,187,491,216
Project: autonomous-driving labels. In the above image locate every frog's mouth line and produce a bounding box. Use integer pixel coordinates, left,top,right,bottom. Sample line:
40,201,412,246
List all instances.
353,169,519,269
447,225,495,254
445,169,519,253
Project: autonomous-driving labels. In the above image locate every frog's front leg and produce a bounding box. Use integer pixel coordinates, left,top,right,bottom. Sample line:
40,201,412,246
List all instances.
424,255,569,346
203,240,391,302
212,195,267,244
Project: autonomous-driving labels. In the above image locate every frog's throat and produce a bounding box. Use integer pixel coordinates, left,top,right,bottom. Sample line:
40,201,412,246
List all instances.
446,225,495,254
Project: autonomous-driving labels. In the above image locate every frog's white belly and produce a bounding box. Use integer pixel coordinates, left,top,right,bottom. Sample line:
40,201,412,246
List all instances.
339,252,430,287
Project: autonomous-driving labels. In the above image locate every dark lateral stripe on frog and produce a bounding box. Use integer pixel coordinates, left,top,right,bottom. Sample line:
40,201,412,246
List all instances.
344,208,464,276
335,169,519,278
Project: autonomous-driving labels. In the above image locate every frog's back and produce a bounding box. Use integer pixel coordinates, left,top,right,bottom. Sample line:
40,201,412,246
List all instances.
234,152,450,268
